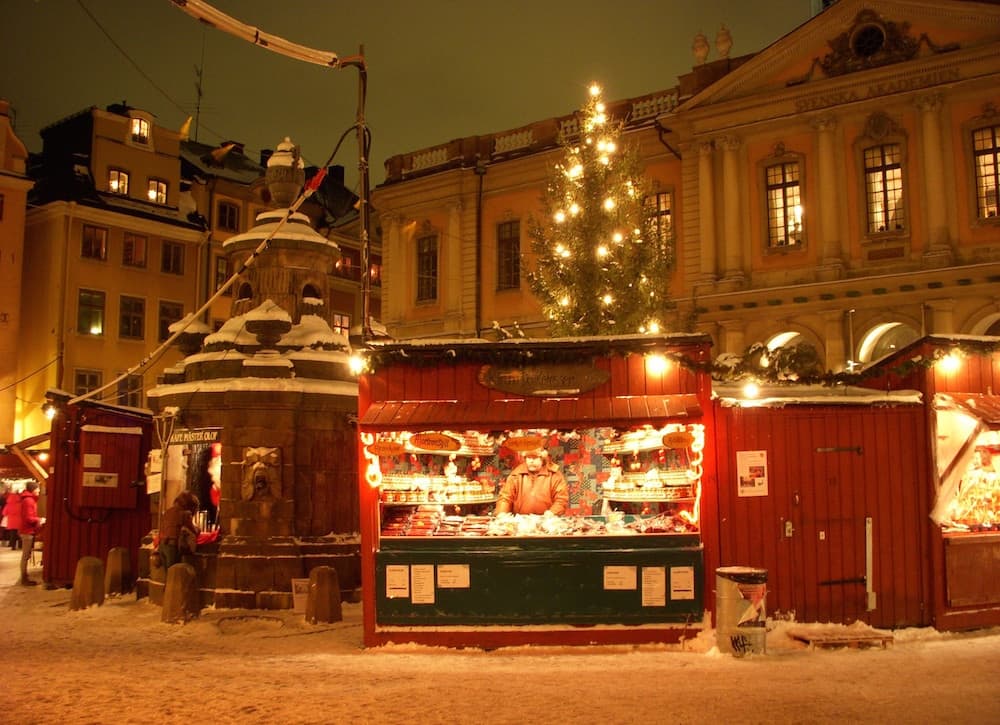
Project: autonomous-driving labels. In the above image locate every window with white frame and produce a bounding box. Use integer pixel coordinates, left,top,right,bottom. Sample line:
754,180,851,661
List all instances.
332,312,350,337
973,124,1000,219
109,168,129,195
116,373,143,408
765,162,803,247
147,178,167,204
78,289,105,335
119,295,145,340
496,220,520,291
82,224,108,260
74,369,102,397
416,234,438,302
863,143,905,234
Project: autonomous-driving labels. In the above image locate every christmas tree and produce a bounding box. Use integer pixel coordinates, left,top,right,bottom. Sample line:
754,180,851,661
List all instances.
527,83,674,336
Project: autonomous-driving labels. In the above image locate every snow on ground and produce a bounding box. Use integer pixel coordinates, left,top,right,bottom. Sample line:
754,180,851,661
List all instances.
4,548,999,725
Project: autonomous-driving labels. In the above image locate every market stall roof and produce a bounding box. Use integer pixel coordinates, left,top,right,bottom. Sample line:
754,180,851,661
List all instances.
359,394,702,430
941,393,1000,426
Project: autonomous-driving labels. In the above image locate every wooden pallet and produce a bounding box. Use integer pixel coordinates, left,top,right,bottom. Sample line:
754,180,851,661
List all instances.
788,628,894,650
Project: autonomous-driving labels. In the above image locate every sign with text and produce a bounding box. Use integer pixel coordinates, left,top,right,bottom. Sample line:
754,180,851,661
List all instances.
478,363,609,397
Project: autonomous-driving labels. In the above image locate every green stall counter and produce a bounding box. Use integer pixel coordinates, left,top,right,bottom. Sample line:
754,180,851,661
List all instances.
375,533,703,626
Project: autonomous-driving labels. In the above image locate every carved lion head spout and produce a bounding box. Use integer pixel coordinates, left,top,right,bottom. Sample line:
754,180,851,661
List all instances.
240,446,281,501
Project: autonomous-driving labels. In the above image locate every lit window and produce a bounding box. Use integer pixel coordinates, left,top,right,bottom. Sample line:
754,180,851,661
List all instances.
77,289,105,335
864,144,905,233
370,259,382,287
147,178,167,204
123,232,147,267
82,224,108,260
217,201,240,232
161,241,184,275
109,169,129,195
332,312,350,337
116,373,143,408
496,220,520,291
765,162,803,247
973,125,1000,219
158,301,183,342
645,191,674,248
130,117,150,144
119,295,145,340
416,234,438,302
74,369,102,397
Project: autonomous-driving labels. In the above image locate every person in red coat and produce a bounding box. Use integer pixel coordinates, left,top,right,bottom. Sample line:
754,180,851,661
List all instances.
3,486,23,550
18,481,41,585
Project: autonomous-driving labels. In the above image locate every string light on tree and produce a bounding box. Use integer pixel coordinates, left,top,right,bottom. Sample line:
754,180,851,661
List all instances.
528,83,675,336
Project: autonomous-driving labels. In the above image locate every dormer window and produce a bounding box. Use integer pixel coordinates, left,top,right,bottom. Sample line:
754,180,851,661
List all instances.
131,117,150,144
109,169,129,196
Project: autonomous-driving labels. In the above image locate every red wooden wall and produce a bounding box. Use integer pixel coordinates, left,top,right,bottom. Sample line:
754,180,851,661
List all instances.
714,402,931,628
43,401,154,588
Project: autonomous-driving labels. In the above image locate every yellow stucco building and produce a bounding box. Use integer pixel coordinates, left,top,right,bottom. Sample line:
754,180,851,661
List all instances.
372,0,1000,370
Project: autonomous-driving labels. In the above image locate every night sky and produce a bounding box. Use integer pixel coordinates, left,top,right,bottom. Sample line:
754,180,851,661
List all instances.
2,0,812,189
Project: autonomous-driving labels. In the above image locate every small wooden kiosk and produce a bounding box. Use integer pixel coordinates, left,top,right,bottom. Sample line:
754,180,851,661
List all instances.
858,335,1000,631
357,334,717,648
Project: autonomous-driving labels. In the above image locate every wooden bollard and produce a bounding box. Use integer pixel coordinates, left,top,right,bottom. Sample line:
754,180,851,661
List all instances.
70,556,105,611
305,565,342,624
104,546,132,596
161,563,201,624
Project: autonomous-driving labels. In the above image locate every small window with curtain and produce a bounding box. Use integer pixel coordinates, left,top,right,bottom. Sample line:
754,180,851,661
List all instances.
332,313,350,337
130,117,150,144
496,220,520,291
147,178,167,204
416,234,438,302
82,224,108,260
645,191,674,248
973,125,1000,219
123,232,147,267
109,168,129,196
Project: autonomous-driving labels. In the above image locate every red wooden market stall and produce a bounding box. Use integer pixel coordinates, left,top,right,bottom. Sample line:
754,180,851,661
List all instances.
856,334,1000,631
42,390,155,588
356,334,718,648
712,384,929,629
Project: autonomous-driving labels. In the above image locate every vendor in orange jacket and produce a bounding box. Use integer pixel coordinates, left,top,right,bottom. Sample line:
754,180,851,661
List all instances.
495,447,569,516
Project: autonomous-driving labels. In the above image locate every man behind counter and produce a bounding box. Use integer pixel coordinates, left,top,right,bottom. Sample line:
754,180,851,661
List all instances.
495,447,569,516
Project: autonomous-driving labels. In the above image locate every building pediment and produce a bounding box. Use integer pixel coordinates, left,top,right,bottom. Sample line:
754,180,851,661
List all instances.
679,0,1000,112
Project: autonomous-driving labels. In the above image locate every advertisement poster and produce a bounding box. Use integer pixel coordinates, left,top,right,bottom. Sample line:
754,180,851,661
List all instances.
736,450,769,497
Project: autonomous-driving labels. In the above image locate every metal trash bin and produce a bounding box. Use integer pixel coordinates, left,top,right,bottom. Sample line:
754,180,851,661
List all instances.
716,566,767,656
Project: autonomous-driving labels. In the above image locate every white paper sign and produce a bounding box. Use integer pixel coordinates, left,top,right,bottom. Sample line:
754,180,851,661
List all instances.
641,567,666,607
83,453,102,468
385,565,410,599
670,566,695,600
736,449,769,497
410,564,435,604
291,578,310,614
603,565,637,590
437,564,470,589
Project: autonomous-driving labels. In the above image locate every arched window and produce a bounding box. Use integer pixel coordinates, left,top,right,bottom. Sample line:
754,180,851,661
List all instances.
237,282,253,301
857,322,919,365
303,284,321,300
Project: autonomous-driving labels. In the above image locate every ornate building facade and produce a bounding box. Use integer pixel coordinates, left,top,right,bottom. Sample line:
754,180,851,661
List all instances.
372,0,1000,373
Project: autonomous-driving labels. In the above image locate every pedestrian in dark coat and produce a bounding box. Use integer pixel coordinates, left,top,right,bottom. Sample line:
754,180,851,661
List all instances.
3,487,23,549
